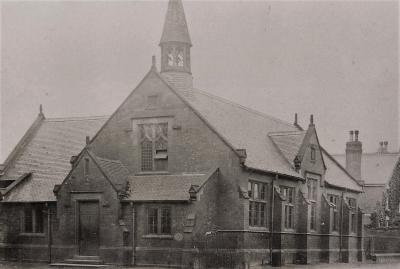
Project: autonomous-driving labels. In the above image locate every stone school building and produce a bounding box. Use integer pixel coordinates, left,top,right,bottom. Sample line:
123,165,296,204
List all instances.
0,0,364,268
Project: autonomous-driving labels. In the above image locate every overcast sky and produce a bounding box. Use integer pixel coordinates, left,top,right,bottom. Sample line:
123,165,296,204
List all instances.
1,0,399,162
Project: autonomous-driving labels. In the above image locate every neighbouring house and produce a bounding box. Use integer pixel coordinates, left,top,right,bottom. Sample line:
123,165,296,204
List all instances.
385,154,400,224
0,0,364,267
333,136,400,222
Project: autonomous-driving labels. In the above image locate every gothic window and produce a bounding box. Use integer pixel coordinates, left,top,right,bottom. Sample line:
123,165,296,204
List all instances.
23,204,44,234
248,181,268,228
139,123,168,172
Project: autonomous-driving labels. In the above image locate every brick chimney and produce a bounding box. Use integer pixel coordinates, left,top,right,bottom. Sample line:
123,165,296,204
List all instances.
346,130,362,182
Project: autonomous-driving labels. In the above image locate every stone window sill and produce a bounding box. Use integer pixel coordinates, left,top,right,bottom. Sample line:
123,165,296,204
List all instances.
19,232,45,237
136,171,170,176
249,226,269,232
142,234,173,239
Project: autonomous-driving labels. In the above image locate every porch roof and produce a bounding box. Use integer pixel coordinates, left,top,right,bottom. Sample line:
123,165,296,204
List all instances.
124,171,215,201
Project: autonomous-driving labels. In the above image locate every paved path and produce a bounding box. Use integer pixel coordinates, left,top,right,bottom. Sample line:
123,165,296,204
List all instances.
0,261,400,269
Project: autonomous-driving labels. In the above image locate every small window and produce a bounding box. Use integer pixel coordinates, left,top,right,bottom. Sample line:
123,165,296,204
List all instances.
147,207,171,235
147,95,159,109
311,146,316,161
84,158,90,178
23,205,44,234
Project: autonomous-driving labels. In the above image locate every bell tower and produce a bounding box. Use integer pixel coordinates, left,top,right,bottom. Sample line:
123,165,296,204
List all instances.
160,0,193,89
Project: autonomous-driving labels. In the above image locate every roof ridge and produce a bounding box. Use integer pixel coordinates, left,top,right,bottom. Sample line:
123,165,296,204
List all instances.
321,147,363,190
268,131,306,136
95,155,124,165
332,151,400,156
189,87,296,128
44,115,110,122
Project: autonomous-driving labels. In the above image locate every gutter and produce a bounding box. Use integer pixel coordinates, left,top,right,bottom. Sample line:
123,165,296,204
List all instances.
46,202,52,263
269,175,277,264
244,165,304,182
339,187,349,262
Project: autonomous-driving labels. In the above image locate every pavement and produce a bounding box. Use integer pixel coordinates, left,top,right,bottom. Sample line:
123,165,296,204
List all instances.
0,261,400,269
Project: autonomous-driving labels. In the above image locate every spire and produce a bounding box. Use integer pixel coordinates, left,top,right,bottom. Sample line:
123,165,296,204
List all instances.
159,0,193,88
160,0,192,46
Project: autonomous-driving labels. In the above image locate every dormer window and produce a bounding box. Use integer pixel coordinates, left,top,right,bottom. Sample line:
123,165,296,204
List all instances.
139,123,168,172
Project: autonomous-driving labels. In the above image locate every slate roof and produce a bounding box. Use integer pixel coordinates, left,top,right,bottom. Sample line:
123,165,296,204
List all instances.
176,87,301,178
125,172,213,201
269,131,306,166
322,149,362,192
160,0,192,45
1,116,107,202
90,153,130,191
332,152,400,185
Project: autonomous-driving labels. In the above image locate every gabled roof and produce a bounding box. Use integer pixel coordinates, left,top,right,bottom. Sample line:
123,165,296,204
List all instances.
269,131,306,167
124,169,217,201
89,152,130,191
322,148,363,192
174,87,301,178
1,116,107,202
160,0,192,45
332,152,400,185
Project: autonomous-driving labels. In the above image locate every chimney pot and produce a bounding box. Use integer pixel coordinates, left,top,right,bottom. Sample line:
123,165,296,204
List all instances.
346,130,362,181
384,141,388,153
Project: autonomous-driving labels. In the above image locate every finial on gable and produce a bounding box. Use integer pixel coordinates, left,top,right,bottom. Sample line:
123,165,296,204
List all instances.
39,104,44,117
86,136,90,146
294,113,298,125
309,114,314,126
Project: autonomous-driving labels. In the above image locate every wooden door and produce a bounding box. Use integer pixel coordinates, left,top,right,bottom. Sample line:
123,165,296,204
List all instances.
78,201,99,256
